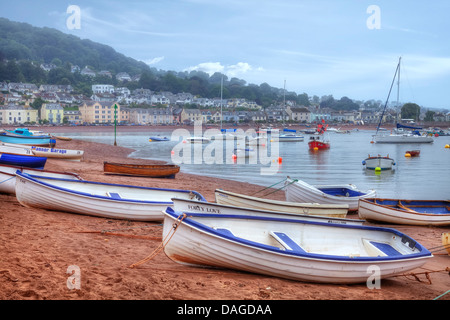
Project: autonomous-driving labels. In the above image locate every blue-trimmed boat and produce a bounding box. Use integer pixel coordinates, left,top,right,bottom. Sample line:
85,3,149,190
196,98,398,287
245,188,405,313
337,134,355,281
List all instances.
162,207,432,284
14,171,206,221
358,198,450,226
0,153,47,169
0,128,56,147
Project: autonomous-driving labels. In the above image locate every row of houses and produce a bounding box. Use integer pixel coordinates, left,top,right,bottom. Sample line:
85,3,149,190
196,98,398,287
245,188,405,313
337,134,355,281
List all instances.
0,101,416,126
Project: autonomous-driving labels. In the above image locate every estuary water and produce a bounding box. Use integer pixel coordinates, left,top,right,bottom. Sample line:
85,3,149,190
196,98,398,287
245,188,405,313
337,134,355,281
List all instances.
58,129,450,200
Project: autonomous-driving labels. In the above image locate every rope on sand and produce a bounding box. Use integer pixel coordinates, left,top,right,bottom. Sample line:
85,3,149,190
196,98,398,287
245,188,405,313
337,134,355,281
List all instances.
129,213,186,269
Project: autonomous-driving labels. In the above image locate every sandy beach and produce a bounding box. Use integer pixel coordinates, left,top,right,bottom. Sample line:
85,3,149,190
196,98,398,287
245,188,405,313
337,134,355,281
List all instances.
0,124,449,301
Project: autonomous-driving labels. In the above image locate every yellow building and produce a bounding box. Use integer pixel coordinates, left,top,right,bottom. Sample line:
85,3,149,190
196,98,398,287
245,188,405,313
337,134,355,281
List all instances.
0,104,39,124
40,103,65,124
79,101,127,124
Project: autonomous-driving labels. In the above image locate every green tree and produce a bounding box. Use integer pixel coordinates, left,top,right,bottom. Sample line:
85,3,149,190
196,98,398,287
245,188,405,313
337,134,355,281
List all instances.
424,110,435,122
401,103,421,121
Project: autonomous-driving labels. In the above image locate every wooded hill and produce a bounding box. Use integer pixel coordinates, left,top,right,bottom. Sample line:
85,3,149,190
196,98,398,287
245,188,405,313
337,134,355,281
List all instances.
0,17,365,111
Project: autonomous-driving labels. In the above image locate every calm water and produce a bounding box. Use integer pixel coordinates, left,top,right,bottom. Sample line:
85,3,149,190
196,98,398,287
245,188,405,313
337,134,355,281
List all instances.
57,129,450,200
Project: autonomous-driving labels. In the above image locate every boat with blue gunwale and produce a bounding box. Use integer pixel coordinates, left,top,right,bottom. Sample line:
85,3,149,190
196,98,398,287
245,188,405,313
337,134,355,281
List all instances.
358,198,450,226
0,153,46,169
162,207,432,284
14,171,206,221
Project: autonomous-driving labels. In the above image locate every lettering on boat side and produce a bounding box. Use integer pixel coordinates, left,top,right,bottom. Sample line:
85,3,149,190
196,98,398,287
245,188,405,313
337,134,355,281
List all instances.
187,204,221,214
177,303,272,316
66,265,81,290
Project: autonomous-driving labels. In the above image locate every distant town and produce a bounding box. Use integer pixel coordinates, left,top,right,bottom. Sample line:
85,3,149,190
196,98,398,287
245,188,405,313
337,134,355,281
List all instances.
1,77,450,127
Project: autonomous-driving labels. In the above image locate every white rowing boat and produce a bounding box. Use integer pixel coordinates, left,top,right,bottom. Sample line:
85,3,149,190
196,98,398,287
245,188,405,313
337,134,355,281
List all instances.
172,197,364,225
14,171,206,221
358,198,450,226
214,189,349,217
162,208,432,284
285,177,376,211
0,142,84,161
0,164,82,194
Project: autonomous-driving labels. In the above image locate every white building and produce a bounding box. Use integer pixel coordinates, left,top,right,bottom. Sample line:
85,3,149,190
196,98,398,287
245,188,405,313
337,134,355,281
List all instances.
92,84,115,94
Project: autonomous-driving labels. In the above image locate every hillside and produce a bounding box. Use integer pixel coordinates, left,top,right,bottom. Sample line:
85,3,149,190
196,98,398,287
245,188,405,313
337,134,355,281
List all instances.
0,18,365,110
0,17,149,75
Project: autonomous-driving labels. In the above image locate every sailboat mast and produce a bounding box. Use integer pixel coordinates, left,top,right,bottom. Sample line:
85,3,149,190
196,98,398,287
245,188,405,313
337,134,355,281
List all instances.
220,76,223,130
396,57,401,124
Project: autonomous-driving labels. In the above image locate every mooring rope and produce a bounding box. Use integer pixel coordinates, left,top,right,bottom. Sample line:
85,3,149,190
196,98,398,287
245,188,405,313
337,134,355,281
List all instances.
249,178,287,196
0,176,15,185
129,213,186,268
260,178,298,198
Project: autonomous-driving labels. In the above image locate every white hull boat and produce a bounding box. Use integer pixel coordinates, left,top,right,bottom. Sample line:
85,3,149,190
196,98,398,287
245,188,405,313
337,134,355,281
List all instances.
0,164,82,194
362,155,395,170
214,189,349,217
372,133,433,144
186,137,211,144
285,177,376,211
0,142,84,161
358,198,450,226
162,208,432,284
15,171,205,221
172,198,363,225
278,134,304,142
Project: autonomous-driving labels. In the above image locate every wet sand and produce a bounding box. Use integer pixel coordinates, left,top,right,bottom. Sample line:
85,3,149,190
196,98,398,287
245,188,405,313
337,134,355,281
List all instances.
0,125,449,301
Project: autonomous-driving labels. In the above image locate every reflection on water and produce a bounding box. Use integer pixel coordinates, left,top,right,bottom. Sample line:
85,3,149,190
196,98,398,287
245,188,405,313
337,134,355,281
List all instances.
58,129,450,200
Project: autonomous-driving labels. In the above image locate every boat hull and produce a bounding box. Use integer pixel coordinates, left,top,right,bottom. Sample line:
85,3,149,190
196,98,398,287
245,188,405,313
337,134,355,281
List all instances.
172,198,363,225
30,146,84,161
14,172,206,221
363,156,395,170
285,177,376,211
373,134,433,143
0,153,47,169
0,133,56,147
103,161,180,178
214,189,349,217
358,198,450,226
308,140,330,150
163,208,432,284
0,164,82,194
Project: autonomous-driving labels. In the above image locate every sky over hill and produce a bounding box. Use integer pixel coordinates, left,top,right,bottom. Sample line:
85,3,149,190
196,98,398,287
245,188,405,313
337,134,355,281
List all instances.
2,0,450,110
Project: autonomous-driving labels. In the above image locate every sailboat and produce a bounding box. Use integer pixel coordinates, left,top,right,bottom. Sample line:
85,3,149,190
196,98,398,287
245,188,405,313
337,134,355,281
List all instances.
372,57,433,144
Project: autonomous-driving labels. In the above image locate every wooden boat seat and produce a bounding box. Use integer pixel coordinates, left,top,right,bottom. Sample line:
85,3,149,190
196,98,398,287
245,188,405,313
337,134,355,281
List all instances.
270,231,305,253
107,192,122,199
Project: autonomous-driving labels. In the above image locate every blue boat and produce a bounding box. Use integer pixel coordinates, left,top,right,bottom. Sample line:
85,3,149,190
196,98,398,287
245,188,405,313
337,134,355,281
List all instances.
0,153,47,169
0,128,56,147
149,136,170,142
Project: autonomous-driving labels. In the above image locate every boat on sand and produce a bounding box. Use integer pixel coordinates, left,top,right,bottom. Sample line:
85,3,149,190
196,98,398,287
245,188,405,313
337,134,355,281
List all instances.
162,207,432,284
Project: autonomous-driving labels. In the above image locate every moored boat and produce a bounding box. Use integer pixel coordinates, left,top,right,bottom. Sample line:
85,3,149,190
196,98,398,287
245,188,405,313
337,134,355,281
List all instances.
103,161,180,178
285,177,376,212
186,136,211,144
172,197,363,225
362,154,395,170
162,207,432,284
358,198,450,226
149,136,170,142
214,189,349,217
405,150,420,157
0,164,82,194
0,128,56,147
14,171,206,221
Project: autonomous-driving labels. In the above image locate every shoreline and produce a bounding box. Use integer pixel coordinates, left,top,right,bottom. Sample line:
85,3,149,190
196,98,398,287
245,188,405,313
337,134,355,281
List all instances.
0,128,449,300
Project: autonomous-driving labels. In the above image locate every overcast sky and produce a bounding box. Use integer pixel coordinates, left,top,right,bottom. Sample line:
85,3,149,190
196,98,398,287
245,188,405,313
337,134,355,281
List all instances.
2,0,450,109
